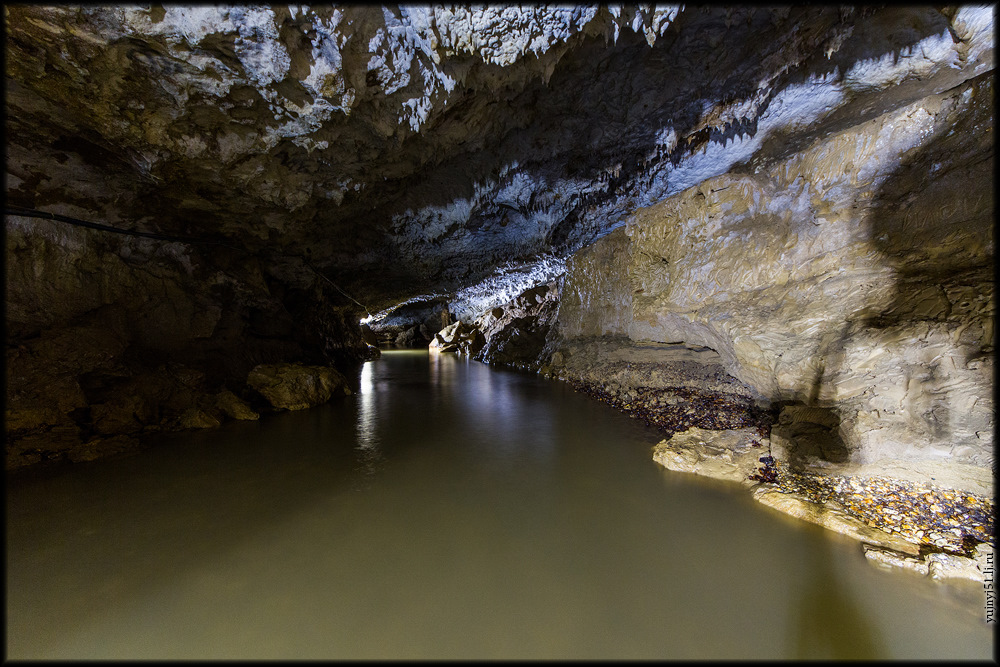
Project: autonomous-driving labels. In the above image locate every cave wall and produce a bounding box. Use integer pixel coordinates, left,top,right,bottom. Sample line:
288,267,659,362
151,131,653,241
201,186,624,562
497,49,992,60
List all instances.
4,5,994,473
7,6,992,311
5,214,372,469
555,72,994,468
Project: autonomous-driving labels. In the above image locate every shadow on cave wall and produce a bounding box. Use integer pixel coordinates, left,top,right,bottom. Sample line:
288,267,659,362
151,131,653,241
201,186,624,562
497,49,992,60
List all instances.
736,6,958,171
864,72,994,331
375,5,948,217
776,71,994,470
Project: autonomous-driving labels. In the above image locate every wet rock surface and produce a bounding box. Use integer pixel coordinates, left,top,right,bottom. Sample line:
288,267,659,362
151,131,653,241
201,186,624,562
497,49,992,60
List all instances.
3,4,994,599
574,382,771,437
553,72,994,471
6,357,264,470
862,545,932,576
5,217,371,471
6,7,993,475
753,464,994,557
651,422,994,582
863,541,994,583
246,363,352,411
752,486,922,556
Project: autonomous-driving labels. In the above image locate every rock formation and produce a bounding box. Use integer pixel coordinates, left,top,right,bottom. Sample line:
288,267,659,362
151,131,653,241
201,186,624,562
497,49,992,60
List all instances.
429,320,484,356
246,362,352,411
552,70,993,470
4,5,994,574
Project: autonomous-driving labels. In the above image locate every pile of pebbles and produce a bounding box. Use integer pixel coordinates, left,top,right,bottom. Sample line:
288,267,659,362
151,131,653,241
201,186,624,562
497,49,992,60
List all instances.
754,456,994,556
570,381,772,437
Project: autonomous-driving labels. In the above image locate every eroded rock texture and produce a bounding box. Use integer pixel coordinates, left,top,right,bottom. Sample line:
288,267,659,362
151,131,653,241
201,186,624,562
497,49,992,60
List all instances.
4,4,994,484
539,12,994,562
553,72,994,471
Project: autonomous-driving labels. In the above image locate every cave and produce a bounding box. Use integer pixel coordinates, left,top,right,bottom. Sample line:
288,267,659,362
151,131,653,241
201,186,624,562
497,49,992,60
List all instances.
4,5,995,659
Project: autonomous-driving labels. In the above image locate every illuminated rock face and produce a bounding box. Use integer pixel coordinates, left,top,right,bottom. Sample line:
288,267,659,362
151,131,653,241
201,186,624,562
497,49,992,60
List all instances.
6,6,992,307
3,5,994,470
556,72,994,469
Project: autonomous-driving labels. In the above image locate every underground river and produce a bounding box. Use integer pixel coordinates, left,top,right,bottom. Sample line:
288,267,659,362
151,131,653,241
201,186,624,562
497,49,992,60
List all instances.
6,350,992,659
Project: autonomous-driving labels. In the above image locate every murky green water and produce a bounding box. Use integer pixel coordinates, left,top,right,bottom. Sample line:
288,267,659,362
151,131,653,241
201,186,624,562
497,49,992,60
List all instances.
6,350,993,659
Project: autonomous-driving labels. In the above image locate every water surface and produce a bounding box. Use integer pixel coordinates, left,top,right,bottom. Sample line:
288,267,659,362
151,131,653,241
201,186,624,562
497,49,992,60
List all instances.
6,351,992,659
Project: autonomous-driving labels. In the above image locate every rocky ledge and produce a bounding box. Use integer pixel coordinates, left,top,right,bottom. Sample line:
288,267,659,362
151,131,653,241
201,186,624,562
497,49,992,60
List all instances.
650,423,994,586
510,332,995,587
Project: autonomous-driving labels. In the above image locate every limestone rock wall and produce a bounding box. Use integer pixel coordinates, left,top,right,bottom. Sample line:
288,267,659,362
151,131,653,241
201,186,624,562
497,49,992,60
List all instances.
554,73,994,469
7,6,991,312
558,229,633,340
4,5,994,475
473,280,562,371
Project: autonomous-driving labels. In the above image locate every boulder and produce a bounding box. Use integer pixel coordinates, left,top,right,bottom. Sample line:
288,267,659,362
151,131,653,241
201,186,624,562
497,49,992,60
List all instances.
214,390,260,421
176,407,222,429
475,280,561,370
652,427,765,485
430,321,485,355
246,363,351,411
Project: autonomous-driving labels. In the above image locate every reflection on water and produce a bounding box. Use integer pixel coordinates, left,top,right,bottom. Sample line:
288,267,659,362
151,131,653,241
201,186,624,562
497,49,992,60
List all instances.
5,351,992,659
355,360,384,478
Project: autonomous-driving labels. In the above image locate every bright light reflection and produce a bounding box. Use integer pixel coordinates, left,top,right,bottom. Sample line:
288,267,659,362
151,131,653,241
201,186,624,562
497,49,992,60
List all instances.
355,361,382,474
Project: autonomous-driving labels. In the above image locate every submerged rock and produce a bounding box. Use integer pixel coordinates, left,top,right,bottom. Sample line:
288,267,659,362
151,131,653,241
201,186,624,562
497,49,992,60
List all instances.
554,73,994,472
246,363,351,411
926,552,985,582
862,542,993,584
652,423,995,581
862,545,931,576
5,6,993,486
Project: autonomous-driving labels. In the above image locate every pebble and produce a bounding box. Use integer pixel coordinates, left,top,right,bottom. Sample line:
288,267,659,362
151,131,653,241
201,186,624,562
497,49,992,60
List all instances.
570,380,772,438
756,458,993,556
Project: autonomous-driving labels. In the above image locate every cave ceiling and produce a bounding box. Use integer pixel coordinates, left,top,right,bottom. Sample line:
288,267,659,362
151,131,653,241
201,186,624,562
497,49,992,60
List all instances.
4,5,993,312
